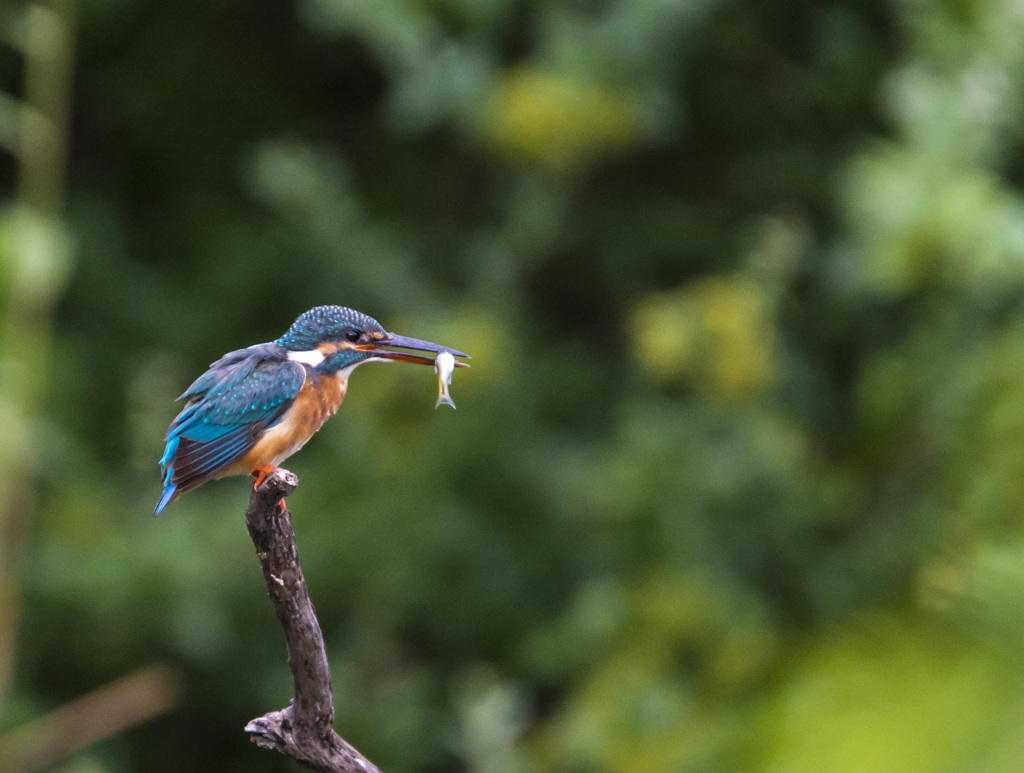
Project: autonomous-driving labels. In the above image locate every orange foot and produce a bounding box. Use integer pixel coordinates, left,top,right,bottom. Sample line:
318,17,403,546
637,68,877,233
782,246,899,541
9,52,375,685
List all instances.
251,466,287,510
250,466,278,489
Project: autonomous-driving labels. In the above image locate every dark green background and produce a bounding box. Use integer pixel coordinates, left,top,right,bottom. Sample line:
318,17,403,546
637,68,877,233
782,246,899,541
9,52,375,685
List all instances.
4,0,1024,770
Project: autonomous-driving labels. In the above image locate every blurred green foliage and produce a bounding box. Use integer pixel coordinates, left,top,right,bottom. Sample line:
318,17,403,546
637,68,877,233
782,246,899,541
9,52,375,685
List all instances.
6,0,1024,770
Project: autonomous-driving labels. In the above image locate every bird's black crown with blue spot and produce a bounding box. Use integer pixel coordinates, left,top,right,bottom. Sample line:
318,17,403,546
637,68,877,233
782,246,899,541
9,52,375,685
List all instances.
276,306,385,351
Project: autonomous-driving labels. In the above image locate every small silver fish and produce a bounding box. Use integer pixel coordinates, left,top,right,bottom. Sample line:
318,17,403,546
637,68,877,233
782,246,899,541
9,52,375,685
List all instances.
435,350,457,409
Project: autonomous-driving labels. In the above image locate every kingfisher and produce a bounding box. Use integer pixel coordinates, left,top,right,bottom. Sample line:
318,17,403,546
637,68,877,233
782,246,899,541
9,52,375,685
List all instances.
156,305,469,514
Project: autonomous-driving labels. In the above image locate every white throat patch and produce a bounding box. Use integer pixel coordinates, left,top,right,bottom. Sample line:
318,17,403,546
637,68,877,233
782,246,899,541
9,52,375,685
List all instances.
286,349,326,367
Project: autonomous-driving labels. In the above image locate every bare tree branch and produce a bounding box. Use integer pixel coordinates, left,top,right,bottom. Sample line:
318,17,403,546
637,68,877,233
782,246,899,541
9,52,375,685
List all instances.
244,468,382,773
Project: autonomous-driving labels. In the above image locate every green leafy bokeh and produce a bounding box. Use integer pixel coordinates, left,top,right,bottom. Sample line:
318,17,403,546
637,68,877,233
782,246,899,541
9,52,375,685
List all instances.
4,0,1024,771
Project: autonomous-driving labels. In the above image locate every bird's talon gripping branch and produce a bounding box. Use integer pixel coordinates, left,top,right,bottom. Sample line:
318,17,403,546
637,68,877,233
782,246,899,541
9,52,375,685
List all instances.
251,467,287,509
251,466,277,489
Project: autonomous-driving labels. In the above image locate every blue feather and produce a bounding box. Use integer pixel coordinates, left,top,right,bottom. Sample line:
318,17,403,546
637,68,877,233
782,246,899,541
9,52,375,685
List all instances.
173,427,256,479
159,435,179,466
155,483,177,515
155,345,306,512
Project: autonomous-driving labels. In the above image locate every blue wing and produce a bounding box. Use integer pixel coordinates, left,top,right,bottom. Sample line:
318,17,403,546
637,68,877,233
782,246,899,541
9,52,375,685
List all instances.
155,344,306,514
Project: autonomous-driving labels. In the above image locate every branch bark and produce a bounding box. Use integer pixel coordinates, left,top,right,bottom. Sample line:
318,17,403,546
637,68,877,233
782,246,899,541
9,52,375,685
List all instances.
244,468,381,773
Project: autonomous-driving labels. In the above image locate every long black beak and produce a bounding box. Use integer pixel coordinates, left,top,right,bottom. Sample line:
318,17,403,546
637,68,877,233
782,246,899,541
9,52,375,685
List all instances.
357,333,470,366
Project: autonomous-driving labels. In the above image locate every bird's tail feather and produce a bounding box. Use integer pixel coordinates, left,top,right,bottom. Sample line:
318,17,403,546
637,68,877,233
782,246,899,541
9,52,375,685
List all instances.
155,436,180,515
154,483,177,515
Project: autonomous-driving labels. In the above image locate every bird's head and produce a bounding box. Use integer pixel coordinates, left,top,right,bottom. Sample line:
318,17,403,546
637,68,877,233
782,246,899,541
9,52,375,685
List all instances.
277,305,469,375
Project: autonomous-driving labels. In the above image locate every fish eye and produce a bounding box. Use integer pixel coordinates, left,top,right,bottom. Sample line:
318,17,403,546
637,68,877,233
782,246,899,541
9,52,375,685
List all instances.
345,329,361,343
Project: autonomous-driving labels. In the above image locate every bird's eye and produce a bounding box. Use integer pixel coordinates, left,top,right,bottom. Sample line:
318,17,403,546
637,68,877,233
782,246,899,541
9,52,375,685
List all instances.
345,329,361,343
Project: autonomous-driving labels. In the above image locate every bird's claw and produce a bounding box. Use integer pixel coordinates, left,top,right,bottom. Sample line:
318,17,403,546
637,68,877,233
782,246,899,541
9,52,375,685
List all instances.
251,466,278,489
250,467,287,510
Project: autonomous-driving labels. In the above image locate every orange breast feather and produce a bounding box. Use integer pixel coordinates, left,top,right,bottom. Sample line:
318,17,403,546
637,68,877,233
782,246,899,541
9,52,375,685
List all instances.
218,373,346,478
